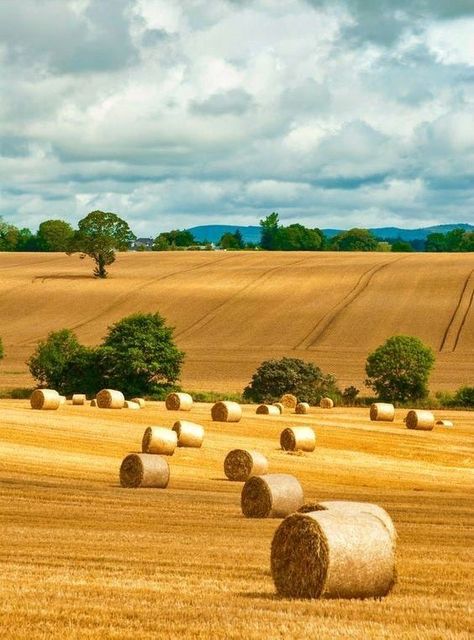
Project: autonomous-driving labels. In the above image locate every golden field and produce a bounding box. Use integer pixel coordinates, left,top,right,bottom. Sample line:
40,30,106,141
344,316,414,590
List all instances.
0,400,473,639
0,251,473,393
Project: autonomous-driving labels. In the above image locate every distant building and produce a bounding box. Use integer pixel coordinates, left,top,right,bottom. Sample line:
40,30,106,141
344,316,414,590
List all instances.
133,237,154,250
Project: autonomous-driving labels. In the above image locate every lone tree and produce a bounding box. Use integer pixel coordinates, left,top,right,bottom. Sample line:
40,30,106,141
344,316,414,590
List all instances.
365,335,435,402
69,210,136,278
331,228,379,251
37,219,75,252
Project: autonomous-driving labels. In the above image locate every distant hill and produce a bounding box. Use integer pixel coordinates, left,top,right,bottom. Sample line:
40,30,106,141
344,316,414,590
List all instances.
188,223,474,244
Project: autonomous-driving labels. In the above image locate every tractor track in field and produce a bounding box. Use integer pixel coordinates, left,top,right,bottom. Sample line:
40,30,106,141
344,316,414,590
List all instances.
439,268,474,352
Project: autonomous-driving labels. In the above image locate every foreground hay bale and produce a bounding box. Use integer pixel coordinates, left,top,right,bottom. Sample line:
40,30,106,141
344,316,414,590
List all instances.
30,389,60,410
436,419,454,428
370,403,395,422
320,397,334,409
165,392,193,411
96,389,124,409
256,404,280,415
405,410,435,431
172,420,204,448
280,426,316,452
211,401,242,422
142,427,177,455
120,453,170,488
124,400,141,410
273,402,284,414
241,474,304,518
295,402,310,414
271,510,395,599
131,397,146,408
72,394,86,405
280,394,297,409
224,449,268,481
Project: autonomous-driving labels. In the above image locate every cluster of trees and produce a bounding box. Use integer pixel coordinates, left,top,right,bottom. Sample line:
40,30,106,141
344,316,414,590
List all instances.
425,228,474,252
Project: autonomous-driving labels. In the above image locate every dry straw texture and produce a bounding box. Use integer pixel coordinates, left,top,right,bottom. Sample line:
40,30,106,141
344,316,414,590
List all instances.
72,394,86,405
172,420,204,448
370,403,395,422
224,449,268,481
406,410,435,431
90,399,97,407
165,392,193,411
241,473,304,518
436,419,454,428
271,510,396,599
273,402,284,414
211,401,242,422
119,453,170,488
59,395,66,405
256,404,280,415
30,389,60,410
96,389,125,409
142,427,177,455
280,394,298,409
280,426,316,452
320,397,334,409
124,400,141,410
131,397,146,408
295,402,310,414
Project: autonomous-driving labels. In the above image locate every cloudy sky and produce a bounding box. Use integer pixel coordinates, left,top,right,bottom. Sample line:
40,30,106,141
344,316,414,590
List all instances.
1,0,473,236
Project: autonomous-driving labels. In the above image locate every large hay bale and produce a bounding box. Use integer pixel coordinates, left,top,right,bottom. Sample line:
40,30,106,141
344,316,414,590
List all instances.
241,474,304,518
96,389,124,409
30,389,60,410
131,397,146,408
405,410,435,431
280,426,316,452
370,403,395,422
120,453,170,488
298,500,397,544
320,397,334,409
273,402,284,414
224,449,268,481
124,400,141,410
295,402,310,414
165,392,193,411
142,427,177,455
211,401,242,422
435,419,454,428
256,404,280,415
280,394,297,409
271,510,396,599
72,394,86,405
172,420,204,448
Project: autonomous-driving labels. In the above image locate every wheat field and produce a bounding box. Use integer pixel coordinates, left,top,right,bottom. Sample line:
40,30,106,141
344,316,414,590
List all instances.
0,251,473,393
0,400,472,639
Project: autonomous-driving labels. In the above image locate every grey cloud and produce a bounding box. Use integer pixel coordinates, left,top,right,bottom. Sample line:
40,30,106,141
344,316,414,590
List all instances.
191,89,255,116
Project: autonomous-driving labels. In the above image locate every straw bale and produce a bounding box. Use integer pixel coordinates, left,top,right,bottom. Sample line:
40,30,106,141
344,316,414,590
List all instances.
256,404,280,415
120,453,169,488
172,420,204,448
280,426,316,452
320,397,334,409
131,397,146,408
280,394,297,409
72,394,86,405
30,389,60,410
165,392,193,411
273,403,284,414
96,389,124,409
370,403,395,422
241,474,304,518
435,419,454,428
224,449,268,481
271,510,395,599
405,410,435,431
90,399,97,407
295,402,310,414
59,395,66,405
124,400,141,410
211,401,242,422
142,427,177,455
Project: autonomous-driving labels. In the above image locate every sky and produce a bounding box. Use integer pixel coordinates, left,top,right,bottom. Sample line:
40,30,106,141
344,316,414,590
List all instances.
1,0,474,236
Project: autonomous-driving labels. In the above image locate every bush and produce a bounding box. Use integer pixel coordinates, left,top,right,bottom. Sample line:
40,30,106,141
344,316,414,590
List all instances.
365,335,435,402
243,357,339,404
341,386,360,406
453,386,474,408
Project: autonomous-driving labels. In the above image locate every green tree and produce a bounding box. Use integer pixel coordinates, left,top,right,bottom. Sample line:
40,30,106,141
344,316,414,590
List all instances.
453,386,474,407
331,228,379,251
365,335,435,402
99,313,185,396
243,357,338,404
259,212,279,250
275,224,324,251
425,232,446,252
153,229,196,250
69,210,136,278
459,232,474,252
0,219,20,251
219,229,245,249
391,240,413,252
37,219,75,252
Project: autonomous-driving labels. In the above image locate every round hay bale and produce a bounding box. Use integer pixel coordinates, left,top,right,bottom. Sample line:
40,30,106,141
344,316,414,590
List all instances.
280,394,297,409
320,397,334,409
120,453,170,488
131,397,146,408
241,474,304,518
30,389,60,410
172,420,204,448
72,394,86,405
271,510,396,599
370,403,395,422
405,410,435,431
58,395,66,405
256,404,280,415
273,402,284,414
124,400,141,410
142,427,177,455
90,399,97,407
165,392,193,411
224,449,268,481
211,401,242,422
298,500,397,544
96,389,124,409
280,426,316,452
435,419,454,428
295,402,310,414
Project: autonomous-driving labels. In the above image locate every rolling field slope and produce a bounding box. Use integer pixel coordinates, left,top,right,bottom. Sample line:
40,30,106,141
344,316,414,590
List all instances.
0,251,473,392
0,400,472,639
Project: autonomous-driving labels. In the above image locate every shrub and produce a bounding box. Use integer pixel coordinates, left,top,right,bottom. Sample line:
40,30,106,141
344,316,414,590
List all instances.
365,335,435,402
243,357,338,404
342,386,360,406
28,329,86,393
453,386,474,408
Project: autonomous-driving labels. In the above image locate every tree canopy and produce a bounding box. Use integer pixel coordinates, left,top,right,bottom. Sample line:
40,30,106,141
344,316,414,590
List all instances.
153,229,196,250
37,219,75,252
259,213,325,251
330,228,378,251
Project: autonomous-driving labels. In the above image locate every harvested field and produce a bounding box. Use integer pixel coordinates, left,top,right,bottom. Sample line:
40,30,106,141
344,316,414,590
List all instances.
0,252,473,393
0,400,472,639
